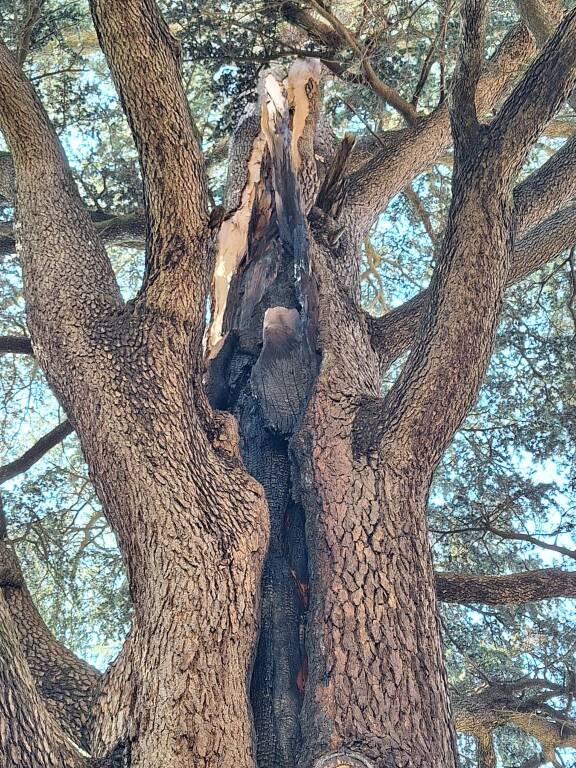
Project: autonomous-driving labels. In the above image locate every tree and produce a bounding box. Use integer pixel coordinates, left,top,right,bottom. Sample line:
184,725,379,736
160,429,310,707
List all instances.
0,0,575,767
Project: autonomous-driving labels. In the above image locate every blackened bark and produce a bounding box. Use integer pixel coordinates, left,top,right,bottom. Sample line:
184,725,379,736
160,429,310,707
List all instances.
206,64,320,768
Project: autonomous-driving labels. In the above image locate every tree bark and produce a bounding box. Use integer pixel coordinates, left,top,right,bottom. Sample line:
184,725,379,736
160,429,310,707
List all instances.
0,576,84,767
0,539,99,751
0,13,270,768
436,568,576,604
1,1,576,767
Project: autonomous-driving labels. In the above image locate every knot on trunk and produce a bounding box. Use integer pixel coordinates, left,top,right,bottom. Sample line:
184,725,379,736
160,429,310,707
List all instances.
314,751,376,768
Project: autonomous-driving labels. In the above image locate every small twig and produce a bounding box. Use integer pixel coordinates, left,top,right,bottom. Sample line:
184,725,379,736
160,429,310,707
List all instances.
340,98,386,148
412,1,454,106
306,0,419,126
403,183,438,244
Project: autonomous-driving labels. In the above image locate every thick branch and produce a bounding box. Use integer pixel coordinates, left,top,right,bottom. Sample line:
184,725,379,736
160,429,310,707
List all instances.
0,39,123,387
281,2,343,50
0,540,100,752
368,202,576,367
514,133,576,232
0,586,85,767
451,0,489,146
455,688,576,763
488,7,576,185
436,568,576,603
0,421,73,485
513,0,576,110
90,0,211,321
0,212,147,255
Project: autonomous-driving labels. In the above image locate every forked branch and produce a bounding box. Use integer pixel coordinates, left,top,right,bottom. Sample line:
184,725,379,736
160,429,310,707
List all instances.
341,22,537,233
0,539,100,752
0,587,85,767
354,5,576,469
368,202,576,367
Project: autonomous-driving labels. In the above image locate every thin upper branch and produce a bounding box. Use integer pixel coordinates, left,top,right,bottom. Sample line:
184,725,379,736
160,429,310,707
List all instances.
90,0,211,321
0,336,33,355
341,22,537,234
436,567,576,604
455,686,576,763
0,421,73,485
300,0,418,125
513,0,564,46
487,524,576,560
450,0,489,147
16,0,42,66
488,7,576,185
368,158,576,368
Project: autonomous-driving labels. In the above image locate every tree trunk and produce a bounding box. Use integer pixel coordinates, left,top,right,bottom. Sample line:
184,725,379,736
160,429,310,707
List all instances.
1,2,576,767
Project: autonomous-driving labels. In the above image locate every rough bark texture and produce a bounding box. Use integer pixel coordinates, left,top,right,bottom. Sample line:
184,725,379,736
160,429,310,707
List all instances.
0,539,99,751
0,590,84,768
0,10,269,768
436,568,576,604
1,1,576,767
